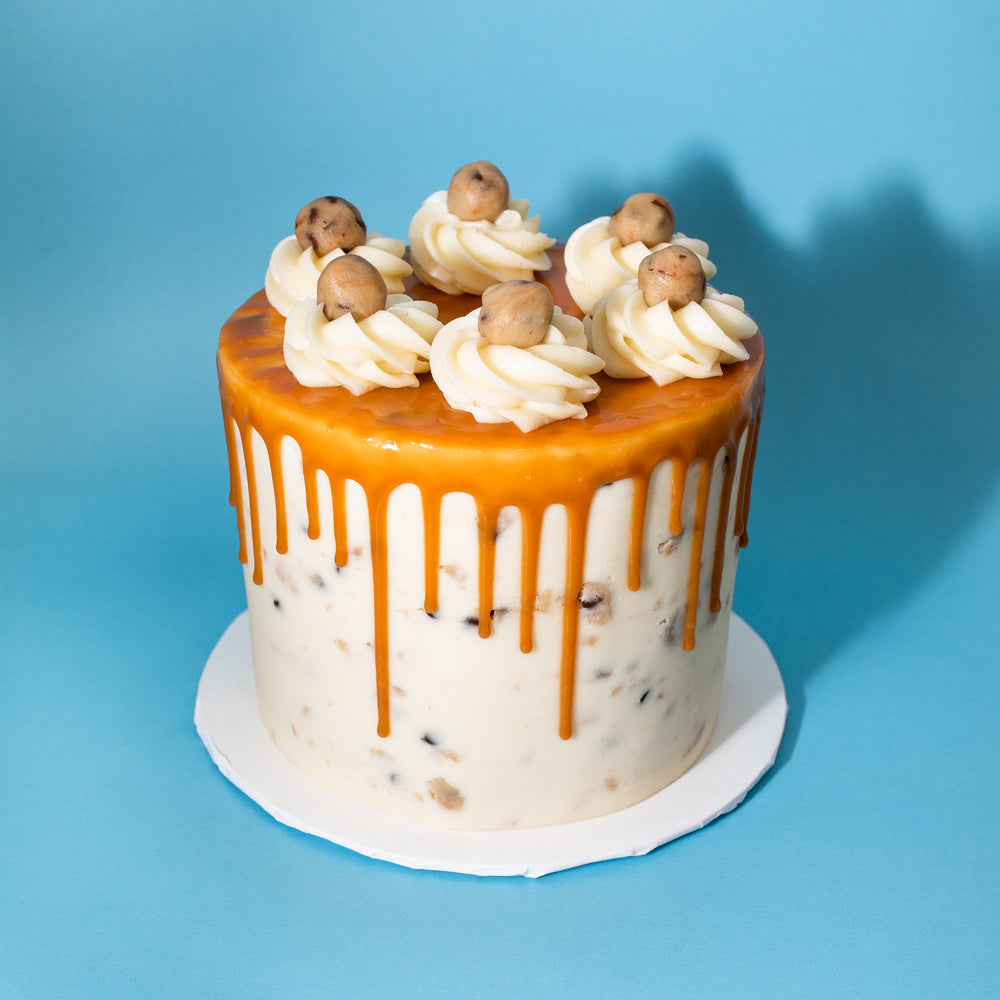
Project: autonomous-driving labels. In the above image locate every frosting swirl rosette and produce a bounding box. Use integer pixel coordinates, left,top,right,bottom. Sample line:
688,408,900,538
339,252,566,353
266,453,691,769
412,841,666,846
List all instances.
430,295,604,433
588,279,758,385
565,216,717,316
284,293,442,395
409,190,556,295
264,234,411,317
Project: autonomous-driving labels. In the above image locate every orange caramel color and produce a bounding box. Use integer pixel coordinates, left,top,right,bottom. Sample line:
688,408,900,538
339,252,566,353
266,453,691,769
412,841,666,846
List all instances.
218,247,764,740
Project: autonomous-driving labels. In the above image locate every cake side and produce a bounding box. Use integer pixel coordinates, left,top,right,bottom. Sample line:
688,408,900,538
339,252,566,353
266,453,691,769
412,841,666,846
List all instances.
216,249,764,829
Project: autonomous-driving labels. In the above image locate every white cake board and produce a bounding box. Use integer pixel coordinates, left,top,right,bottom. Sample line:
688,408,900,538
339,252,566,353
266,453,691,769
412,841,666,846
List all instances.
195,612,786,877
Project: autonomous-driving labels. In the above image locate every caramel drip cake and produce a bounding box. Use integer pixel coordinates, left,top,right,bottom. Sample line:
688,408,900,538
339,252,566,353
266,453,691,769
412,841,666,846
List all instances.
218,166,764,830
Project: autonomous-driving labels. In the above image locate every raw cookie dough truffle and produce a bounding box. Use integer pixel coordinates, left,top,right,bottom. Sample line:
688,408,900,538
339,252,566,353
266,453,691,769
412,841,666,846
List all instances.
409,162,556,296
478,280,555,347
637,245,706,309
564,193,716,315
295,196,367,255
447,161,511,223
265,196,412,316
316,255,387,321
608,192,677,247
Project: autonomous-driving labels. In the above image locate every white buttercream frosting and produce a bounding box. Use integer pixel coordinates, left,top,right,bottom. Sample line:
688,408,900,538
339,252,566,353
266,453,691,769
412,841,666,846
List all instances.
265,234,411,317
429,308,604,432
409,191,556,296
588,281,758,385
283,294,442,395
564,216,717,316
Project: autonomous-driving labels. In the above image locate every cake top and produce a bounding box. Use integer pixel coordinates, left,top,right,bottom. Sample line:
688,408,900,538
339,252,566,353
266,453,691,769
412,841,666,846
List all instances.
257,168,758,429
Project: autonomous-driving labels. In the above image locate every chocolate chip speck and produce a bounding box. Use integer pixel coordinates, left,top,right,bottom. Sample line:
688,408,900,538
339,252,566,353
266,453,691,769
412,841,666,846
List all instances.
578,586,604,610
421,733,438,746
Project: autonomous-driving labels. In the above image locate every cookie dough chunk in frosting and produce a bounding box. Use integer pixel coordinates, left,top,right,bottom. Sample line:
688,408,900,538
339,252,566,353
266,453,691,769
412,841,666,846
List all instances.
588,248,757,385
409,161,556,296
430,281,604,431
284,256,442,395
564,192,717,315
265,196,412,316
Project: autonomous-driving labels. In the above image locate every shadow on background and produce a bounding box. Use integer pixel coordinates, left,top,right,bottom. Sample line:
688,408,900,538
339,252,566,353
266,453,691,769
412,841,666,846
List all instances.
568,153,1000,764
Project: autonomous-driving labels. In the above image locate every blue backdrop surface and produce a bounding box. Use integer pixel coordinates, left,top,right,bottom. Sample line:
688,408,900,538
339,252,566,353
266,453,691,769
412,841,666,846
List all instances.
2,1,998,997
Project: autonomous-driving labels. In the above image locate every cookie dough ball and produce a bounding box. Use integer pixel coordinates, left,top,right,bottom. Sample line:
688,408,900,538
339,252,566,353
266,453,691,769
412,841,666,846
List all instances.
637,247,705,309
317,255,388,322
478,280,554,347
446,161,511,222
295,196,367,255
607,192,676,247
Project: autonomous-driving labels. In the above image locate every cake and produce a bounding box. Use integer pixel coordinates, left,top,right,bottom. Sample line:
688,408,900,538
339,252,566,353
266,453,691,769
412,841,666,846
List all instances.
217,164,764,831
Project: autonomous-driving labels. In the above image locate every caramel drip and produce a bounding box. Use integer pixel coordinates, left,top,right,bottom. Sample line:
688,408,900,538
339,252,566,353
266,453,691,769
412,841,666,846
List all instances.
736,408,762,546
330,475,348,567
710,446,738,614
476,503,499,639
221,392,247,566
682,459,711,651
669,460,686,538
560,499,590,740
240,422,264,587
628,475,649,592
217,248,764,740
421,489,443,614
518,506,542,654
367,489,391,737
303,460,320,540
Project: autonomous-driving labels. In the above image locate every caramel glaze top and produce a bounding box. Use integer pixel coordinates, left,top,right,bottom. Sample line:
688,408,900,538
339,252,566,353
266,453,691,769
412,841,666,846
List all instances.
218,246,764,739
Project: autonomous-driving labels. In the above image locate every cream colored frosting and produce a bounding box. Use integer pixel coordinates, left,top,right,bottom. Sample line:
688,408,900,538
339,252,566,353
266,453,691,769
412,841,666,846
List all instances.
429,308,603,432
564,216,717,315
283,294,442,395
588,280,758,385
408,191,556,295
265,234,411,317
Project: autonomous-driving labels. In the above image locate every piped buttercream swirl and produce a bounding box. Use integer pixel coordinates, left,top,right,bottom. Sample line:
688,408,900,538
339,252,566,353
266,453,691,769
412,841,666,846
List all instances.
283,294,442,395
588,281,758,385
265,234,411,317
430,309,604,432
564,216,717,315
409,191,556,295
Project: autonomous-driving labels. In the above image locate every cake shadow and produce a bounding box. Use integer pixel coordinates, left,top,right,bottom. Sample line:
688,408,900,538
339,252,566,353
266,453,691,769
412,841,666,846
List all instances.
567,154,999,765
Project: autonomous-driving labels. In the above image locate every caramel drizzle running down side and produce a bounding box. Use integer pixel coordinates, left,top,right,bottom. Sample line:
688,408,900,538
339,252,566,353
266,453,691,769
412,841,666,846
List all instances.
709,445,738,616
559,496,591,739
218,289,764,742
367,490,391,737
518,505,543,655
420,488,443,615
476,502,499,640
735,408,763,546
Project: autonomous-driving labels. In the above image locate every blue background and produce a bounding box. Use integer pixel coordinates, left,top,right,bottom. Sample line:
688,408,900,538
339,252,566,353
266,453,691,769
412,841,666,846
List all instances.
3,0,998,996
